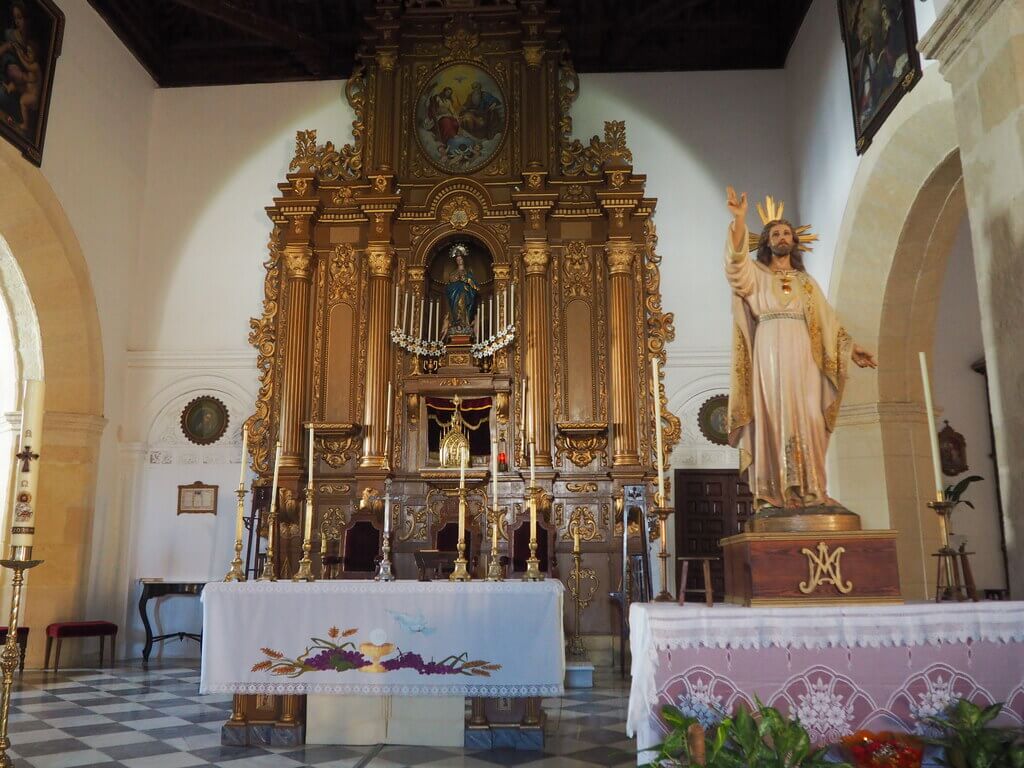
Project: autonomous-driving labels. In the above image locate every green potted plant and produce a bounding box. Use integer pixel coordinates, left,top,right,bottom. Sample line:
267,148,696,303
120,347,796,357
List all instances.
642,699,851,767
943,475,983,511
922,699,1024,768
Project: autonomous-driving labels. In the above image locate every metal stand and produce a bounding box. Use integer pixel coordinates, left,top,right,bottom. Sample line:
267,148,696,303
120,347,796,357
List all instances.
486,512,503,581
0,548,42,768
652,504,674,602
566,534,597,659
523,487,543,581
257,509,278,582
224,486,247,582
375,532,396,581
450,538,471,582
293,489,316,582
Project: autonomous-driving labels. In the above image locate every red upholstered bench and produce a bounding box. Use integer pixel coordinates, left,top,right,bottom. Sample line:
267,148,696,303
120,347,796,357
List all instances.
0,627,29,673
45,621,117,671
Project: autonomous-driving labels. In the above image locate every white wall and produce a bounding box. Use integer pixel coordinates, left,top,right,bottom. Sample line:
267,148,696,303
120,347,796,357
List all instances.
30,0,154,627
786,0,942,295
574,70,796,483
932,218,1005,591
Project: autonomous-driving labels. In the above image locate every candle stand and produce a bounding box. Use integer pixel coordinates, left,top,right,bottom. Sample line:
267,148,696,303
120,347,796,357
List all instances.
0,551,42,768
375,532,396,582
522,487,543,582
927,499,978,602
450,487,472,582
653,504,674,602
223,485,247,582
257,509,278,582
486,512,504,582
566,535,597,659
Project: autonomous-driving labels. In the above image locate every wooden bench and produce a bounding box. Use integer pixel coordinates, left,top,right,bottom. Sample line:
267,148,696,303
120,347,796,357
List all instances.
44,621,117,671
0,627,29,673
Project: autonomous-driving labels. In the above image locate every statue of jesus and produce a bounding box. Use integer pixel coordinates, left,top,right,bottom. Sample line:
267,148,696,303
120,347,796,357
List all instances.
724,186,876,514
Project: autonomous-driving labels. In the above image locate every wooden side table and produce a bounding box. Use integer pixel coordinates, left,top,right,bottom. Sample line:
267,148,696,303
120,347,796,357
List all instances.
676,556,718,607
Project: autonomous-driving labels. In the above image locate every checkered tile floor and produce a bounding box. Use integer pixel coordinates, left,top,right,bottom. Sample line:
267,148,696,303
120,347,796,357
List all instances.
6,663,634,767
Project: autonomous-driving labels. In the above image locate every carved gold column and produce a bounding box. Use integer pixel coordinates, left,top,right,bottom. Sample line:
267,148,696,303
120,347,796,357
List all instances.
606,241,640,466
279,227,314,470
360,244,394,468
523,243,553,466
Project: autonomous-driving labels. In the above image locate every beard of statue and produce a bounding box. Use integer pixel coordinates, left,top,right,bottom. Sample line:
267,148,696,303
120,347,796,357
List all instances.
756,219,805,271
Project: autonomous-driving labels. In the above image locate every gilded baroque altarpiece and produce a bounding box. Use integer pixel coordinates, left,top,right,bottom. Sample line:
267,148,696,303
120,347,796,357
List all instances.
246,0,680,638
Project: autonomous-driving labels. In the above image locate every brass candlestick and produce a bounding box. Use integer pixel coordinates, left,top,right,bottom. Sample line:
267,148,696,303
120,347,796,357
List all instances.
566,533,597,659
257,509,278,582
523,487,543,581
653,502,674,602
486,511,503,581
0,551,42,768
450,537,471,581
224,486,247,582
293,491,315,582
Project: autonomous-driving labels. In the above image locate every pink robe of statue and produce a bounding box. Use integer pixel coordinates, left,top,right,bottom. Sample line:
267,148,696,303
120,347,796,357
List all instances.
725,225,851,510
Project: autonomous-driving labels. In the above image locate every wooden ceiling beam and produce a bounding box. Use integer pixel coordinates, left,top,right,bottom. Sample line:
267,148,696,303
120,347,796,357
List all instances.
168,0,330,75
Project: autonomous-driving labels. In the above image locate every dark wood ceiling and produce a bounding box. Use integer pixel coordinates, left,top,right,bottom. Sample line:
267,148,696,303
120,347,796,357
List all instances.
88,0,812,88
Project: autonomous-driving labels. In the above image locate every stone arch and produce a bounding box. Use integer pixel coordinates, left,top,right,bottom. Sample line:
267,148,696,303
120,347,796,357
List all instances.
829,67,963,599
0,140,106,664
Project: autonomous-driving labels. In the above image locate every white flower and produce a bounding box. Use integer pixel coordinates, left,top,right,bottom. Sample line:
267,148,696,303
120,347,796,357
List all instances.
675,676,726,728
794,677,854,741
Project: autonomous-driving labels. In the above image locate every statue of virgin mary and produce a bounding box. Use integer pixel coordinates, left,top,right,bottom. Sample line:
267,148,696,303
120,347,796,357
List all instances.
444,243,479,335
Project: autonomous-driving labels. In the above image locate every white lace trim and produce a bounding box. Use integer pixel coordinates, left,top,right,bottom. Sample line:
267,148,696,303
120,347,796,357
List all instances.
203,682,563,697
202,580,565,598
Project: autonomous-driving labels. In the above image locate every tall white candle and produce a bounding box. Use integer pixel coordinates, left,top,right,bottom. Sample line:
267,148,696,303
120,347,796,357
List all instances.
458,447,467,543
918,352,945,501
652,358,666,505
10,379,44,548
269,441,282,549
434,300,439,340
490,297,494,339
393,284,399,328
403,291,410,334
238,425,249,488
427,301,434,342
529,441,536,488
492,440,499,512
383,492,390,536
308,425,315,488
510,283,514,323
418,297,425,340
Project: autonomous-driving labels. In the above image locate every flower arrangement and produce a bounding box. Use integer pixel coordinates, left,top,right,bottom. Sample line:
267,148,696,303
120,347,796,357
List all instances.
840,731,923,768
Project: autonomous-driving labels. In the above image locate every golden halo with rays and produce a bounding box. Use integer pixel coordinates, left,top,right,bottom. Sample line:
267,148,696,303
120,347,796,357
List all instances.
746,195,819,253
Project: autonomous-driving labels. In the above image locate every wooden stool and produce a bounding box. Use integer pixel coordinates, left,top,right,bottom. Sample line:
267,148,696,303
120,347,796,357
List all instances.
0,627,29,673
44,621,118,671
677,556,718,607
934,545,979,602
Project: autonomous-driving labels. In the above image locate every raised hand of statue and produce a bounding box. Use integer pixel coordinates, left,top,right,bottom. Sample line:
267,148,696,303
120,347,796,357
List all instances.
852,343,878,369
726,186,748,252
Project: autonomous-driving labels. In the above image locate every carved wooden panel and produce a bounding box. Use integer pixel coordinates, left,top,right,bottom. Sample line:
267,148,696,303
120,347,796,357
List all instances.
325,303,355,422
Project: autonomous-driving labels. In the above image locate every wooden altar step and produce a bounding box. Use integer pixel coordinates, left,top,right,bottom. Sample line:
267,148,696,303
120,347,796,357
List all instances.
721,529,902,607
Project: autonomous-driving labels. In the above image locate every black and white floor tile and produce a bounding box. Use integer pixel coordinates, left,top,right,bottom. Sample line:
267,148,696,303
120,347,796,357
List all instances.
6,663,635,767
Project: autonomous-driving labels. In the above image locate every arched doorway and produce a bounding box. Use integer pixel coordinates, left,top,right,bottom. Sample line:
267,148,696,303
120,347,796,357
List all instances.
828,68,984,599
0,140,106,666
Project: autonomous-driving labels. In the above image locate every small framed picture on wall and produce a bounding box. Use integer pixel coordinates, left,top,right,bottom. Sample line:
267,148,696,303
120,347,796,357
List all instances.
177,482,218,515
0,0,65,166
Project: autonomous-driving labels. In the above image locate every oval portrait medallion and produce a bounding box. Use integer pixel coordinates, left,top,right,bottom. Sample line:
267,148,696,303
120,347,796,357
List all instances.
180,395,229,446
416,63,507,174
697,394,730,447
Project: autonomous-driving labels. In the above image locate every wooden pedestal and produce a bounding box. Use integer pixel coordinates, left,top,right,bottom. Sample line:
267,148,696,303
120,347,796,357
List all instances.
721,530,902,607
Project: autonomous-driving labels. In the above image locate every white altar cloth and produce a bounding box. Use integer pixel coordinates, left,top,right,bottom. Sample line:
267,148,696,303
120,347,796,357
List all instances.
201,580,565,697
627,601,1024,741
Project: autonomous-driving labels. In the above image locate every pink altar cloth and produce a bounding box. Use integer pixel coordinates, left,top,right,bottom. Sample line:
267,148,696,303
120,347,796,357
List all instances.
627,602,1024,756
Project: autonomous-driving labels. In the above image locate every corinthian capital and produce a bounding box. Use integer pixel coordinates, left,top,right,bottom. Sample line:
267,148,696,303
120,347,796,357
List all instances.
367,245,394,277
523,244,550,275
282,245,313,280
605,242,635,275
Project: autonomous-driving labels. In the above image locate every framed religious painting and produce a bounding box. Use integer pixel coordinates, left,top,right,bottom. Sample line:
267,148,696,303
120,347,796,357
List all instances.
180,395,230,446
0,0,64,166
838,0,922,154
177,481,218,515
415,62,507,174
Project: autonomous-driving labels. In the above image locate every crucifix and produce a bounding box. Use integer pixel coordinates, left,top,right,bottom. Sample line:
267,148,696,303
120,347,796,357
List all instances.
15,445,39,472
